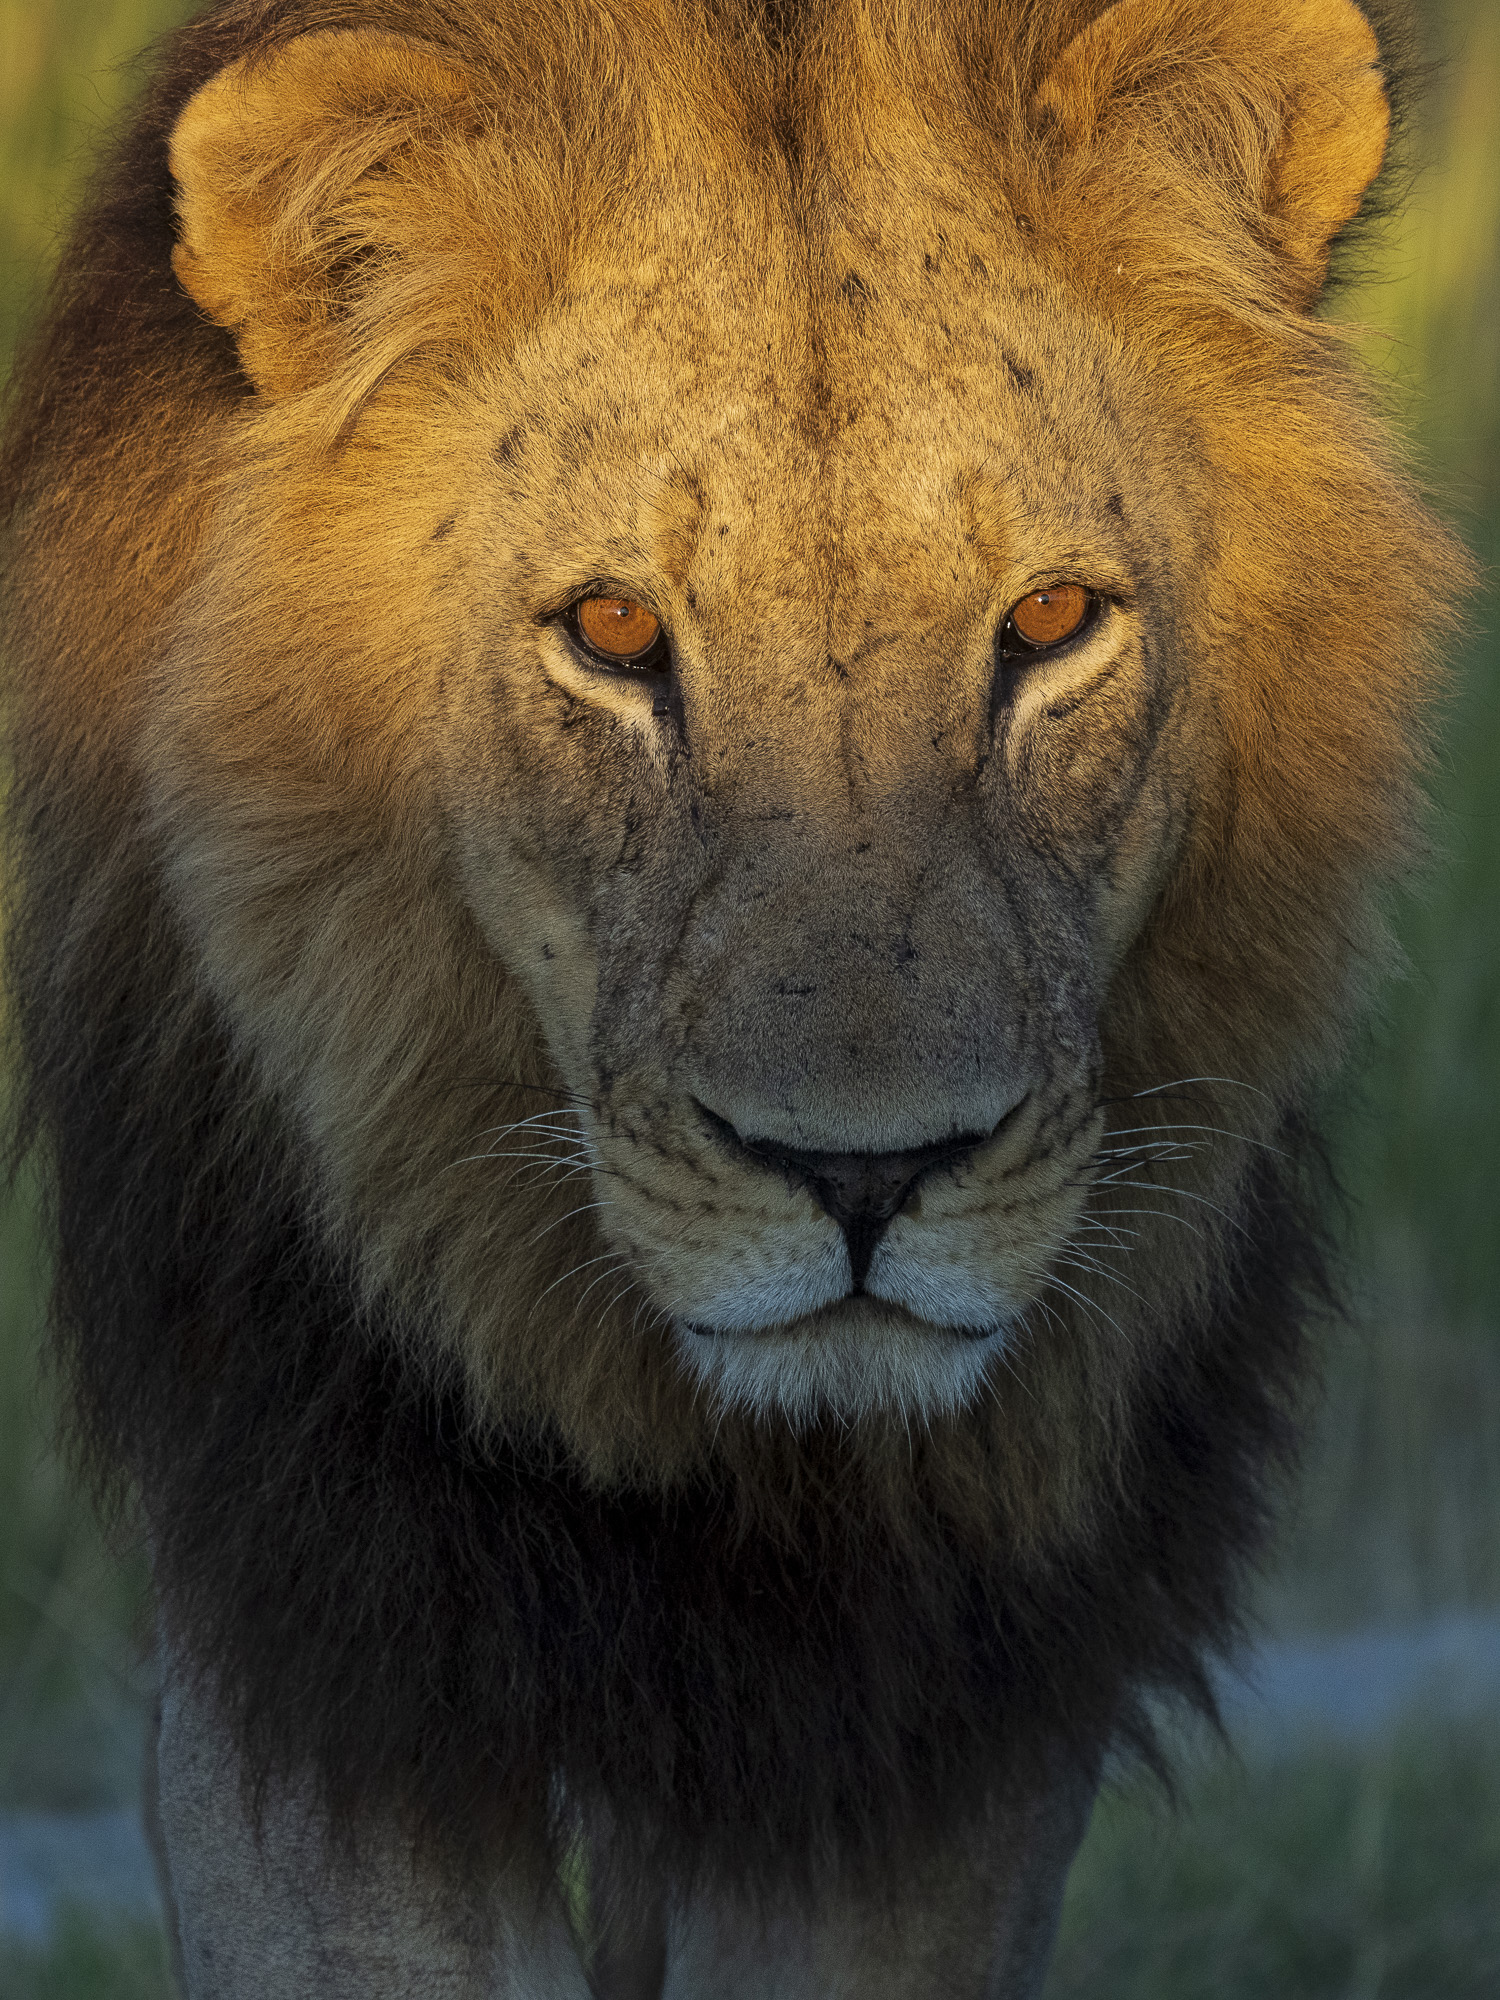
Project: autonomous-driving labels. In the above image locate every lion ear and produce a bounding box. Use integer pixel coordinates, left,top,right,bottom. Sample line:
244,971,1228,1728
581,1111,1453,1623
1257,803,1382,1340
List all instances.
1034,0,1389,304
169,31,478,397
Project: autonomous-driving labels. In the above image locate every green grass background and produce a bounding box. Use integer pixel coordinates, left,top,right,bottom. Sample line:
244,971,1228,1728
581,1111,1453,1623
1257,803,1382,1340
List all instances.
2,1,1498,1993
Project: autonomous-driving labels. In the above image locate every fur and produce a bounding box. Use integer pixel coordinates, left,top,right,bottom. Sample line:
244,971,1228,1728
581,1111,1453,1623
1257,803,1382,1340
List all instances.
1,0,1466,1912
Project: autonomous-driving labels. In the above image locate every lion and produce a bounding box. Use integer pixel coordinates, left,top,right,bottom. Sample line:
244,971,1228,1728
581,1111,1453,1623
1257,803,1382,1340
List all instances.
0,0,1464,1992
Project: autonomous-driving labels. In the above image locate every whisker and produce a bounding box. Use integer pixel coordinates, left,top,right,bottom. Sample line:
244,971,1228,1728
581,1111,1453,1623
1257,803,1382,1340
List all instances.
1095,1147,1199,1165
1042,1272,1134,1348
1038,1297,1070,1342
451,1148,591,1170
1130,1075,1272,1102
1087,1200,1205,1226
1073,1218,1141,1246
1104,1131,1204,1144
440,1076,594,1107
1100,1176,1246,1232
480,1151,592,1172
628,1293,670,1341
980,1320,1040,1400
468,1127,589,1153
1096,1136,1201,1155
575,1259,632,1311
528,1249,625,1313
1092,1154,1197,1186
480,1103,587,1126
1098,1119,1287,1157
497,1166,598,1193
1054,1250,1148,1307
528,1198,616,1244
1085,1201,1210,1245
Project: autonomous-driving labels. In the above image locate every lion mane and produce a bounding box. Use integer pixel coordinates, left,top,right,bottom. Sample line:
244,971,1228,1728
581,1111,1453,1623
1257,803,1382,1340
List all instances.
1,0,1463,1918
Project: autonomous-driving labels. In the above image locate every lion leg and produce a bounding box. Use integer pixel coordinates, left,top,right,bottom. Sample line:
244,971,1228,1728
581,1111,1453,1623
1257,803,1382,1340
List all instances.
147,1652,590,2000
662,1761,1096,2000
142,1687,189,1995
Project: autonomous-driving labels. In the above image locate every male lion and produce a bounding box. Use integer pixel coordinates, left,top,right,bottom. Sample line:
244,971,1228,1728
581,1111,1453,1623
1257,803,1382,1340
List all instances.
0,0,1463,1993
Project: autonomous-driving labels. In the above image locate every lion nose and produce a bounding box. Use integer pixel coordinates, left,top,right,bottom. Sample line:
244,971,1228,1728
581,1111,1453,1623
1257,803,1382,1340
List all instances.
736,1130,987,1290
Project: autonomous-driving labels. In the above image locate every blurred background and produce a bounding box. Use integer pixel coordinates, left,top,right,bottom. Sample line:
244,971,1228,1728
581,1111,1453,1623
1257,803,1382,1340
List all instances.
1,1,1497,1993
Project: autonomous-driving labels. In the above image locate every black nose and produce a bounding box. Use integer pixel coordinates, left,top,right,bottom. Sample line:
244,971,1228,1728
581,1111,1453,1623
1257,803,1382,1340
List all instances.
718,1122,990,1290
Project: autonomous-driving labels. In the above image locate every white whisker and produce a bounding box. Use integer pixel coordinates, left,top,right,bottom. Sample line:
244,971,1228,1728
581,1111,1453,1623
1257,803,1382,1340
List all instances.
1073,1218,1141,1246
1054,1251,1148,1307
1092,1151,1196,1181
1128,1075,1272,1102
1099,1119,1286,1156
574,1259,632,1311
528,1249,623,1313
451,1148,591,1170
527,1198,616,1244
1042,1272,1133,1348
1099,1177,1246,1233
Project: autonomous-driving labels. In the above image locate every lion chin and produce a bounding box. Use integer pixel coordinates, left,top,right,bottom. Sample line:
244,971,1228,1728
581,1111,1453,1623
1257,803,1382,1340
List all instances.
676,1298,1012,1424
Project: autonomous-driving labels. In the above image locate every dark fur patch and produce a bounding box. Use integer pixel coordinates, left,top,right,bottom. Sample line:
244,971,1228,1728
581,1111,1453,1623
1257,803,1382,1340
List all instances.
3,786,1325,1896
838,269,872,329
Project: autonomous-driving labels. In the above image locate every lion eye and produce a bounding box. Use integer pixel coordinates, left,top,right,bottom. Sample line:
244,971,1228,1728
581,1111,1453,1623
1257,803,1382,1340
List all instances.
1004,584,1094,651
574,595,663,665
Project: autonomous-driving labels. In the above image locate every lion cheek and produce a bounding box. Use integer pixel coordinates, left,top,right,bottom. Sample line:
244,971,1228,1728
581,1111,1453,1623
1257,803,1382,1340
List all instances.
449,824,601,1089
1005,682,1193,979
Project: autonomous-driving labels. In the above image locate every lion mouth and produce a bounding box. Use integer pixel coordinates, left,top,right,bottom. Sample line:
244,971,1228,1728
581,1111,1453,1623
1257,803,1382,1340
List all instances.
681,1300,1000,1344
672,1296,1012,1422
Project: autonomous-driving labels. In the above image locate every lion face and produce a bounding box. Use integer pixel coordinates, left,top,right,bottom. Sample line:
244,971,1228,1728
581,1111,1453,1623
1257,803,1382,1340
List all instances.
431,187,1201,1419
141,1,1454,1452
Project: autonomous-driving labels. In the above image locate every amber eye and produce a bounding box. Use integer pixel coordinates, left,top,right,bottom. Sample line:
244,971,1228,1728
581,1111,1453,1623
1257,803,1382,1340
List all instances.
573,595,663,665
1004,583,1094,652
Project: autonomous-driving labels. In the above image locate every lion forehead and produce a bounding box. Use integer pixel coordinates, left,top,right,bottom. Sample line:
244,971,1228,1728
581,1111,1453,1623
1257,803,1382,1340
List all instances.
491,189,1156,629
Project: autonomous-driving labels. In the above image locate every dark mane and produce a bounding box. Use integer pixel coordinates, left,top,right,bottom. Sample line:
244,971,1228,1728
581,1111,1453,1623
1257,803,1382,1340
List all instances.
3,802,1327,1889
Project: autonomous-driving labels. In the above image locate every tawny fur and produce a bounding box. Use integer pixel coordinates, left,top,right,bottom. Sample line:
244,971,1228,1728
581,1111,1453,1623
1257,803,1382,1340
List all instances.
1,0,1465,1924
